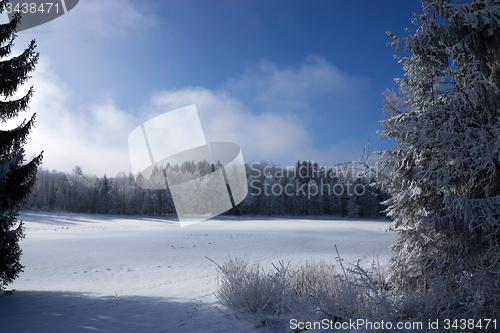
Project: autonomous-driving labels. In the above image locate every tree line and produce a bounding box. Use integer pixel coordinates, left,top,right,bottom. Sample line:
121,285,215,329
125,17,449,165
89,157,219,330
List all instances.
21,161,389,219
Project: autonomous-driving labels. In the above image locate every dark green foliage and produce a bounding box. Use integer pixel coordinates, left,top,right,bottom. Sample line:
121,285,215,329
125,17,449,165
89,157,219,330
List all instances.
0,1,42,291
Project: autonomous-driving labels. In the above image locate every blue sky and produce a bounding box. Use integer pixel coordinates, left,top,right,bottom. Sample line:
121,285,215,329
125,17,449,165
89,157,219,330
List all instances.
1,0,423,176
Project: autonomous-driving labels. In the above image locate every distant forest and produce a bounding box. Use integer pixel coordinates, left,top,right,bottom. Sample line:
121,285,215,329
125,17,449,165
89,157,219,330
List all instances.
22,161,390,218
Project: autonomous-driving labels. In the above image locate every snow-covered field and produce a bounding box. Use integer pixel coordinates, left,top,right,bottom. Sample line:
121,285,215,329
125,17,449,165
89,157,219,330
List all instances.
1,212,396,333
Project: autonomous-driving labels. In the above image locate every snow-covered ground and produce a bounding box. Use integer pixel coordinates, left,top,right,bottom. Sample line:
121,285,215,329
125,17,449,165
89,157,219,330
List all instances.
1,211,396,333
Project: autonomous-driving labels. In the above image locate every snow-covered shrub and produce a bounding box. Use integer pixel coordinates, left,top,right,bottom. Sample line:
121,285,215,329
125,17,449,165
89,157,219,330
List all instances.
211,252,397,331
211,256,293,328
213,253,500,332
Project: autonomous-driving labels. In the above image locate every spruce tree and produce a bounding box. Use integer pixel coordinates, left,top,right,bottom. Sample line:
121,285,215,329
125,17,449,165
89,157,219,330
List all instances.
0,5,42,291
379,0,500,318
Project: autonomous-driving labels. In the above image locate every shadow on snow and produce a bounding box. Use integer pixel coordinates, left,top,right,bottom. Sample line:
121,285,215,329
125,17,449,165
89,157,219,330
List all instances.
0,290,248,333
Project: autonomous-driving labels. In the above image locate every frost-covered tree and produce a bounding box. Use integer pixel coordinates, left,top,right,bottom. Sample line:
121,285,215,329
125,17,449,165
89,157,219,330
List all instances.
96,175,111,214
346,194,360,219
380,0,500,317
0,6,42,291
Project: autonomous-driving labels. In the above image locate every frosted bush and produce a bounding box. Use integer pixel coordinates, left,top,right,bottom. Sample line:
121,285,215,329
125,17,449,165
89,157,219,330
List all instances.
209,250,397,331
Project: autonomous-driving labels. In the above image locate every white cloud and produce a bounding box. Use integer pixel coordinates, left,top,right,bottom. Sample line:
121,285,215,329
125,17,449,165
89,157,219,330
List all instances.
0,58,139,177
150,87,314,164
227,55,368,111
0,55,369,177
52,0,155,39
149,84,366,167
146,56,370,167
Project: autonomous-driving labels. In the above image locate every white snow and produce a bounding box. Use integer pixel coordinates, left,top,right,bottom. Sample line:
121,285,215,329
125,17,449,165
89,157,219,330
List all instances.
1,211,396,333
